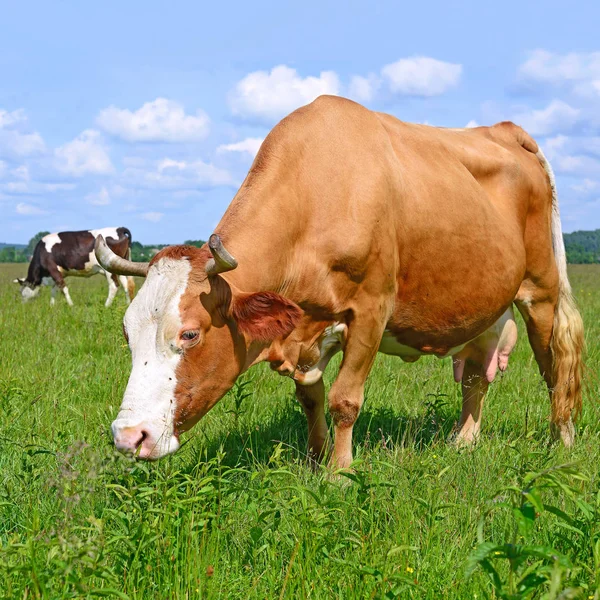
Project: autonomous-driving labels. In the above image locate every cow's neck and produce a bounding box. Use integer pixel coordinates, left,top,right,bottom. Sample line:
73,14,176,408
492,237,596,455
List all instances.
214,181,301,295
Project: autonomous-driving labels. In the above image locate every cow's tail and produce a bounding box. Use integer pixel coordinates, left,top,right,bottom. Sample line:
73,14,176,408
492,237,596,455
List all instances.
120,227,133,243
117,227,136,300
537,148,584,427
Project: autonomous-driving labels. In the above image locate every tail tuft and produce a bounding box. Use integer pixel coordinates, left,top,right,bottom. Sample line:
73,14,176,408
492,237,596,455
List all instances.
538,149,585,424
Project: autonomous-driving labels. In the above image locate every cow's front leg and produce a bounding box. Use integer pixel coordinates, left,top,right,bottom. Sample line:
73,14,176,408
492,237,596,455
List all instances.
47,267,73,307
50,284,58,306
295,378,329,464
328,313,386,469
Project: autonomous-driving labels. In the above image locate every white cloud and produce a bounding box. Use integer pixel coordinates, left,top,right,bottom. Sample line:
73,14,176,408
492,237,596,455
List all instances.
465,120,479,128
141,211,164,222
571,178,599,193
4,182,28,194
518,50,600,90
1,180,76,195
54,129,113,176
381,57,462,97
97,98,210,143
43,183,76,192
122,157,235,190
0,109,26,128
229,65,340,122
86,186,111,206
348,75,379,103
228,58,462,121
217,137,264,157
12,165,29,180
3,131,45,157
541,135,600,177
15,202,48,216
0,108,46,158
513,100,580,136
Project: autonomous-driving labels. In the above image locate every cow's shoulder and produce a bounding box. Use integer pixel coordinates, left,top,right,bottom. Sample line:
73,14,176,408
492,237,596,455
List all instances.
41,233,62,253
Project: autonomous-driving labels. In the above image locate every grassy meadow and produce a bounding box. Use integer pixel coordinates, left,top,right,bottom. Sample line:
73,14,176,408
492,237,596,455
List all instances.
0,263,599,599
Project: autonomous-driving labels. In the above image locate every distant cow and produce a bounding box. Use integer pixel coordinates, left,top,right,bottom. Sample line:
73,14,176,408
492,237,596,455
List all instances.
14,227,135,307
96,96,584,465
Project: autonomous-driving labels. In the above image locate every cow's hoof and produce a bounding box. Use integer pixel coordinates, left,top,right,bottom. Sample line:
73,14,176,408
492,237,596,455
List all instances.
550,420,575,448
448,428,479,448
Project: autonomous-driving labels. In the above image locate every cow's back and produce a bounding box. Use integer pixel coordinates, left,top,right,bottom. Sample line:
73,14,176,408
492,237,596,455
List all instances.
216,96,550,346
375,116,551,347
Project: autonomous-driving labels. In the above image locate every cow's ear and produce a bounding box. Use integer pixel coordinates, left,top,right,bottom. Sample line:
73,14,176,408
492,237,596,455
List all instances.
231,292,302,343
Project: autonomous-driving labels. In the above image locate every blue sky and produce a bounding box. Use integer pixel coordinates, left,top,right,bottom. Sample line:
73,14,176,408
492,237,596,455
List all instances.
1,0,599,244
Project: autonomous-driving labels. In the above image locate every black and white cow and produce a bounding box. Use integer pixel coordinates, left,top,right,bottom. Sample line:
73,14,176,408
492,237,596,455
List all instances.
14,227,136,307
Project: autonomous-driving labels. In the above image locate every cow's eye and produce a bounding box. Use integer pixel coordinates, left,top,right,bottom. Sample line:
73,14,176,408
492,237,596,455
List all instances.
181,330,199,342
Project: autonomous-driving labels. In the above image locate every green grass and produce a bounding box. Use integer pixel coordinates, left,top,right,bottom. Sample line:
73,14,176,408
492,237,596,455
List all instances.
0,263,599,599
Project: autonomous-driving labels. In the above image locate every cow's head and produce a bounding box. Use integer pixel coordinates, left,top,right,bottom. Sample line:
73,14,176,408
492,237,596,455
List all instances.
13,278,40,302
95,234,302,460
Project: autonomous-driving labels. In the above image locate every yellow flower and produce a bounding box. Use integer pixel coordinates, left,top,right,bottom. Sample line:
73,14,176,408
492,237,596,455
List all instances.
406,566,414,573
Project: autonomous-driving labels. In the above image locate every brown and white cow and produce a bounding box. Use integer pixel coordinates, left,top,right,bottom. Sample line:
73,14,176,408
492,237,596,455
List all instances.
96,96,584,466
15,227,135,307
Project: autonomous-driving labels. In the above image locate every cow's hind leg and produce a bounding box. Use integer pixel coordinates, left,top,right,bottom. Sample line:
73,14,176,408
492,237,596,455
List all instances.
516,287,583,446
118,275,135,304
295,379,329,464
454,359,490,445
105,273,119,307
451,308,518,445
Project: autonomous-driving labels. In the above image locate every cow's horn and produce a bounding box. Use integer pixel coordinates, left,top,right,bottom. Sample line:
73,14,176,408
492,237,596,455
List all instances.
94,235,149,277
205,234,238,275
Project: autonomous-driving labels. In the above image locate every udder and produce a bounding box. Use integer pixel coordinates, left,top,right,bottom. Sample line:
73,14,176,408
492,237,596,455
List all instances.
452,307,518,383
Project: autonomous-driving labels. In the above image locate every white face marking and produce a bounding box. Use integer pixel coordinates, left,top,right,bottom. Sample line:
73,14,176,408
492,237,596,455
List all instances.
21,285,40,302
112,257,192,459
42,233,61,252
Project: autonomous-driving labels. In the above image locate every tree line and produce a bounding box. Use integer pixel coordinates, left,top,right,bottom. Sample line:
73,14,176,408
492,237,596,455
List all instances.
1,230,599,264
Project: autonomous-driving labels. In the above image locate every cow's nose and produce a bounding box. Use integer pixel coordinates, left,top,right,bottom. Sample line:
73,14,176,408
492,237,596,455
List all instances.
112,419,181,460
113,425,149,455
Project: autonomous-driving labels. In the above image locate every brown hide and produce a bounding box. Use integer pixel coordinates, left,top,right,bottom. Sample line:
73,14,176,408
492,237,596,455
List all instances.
125,96,582,463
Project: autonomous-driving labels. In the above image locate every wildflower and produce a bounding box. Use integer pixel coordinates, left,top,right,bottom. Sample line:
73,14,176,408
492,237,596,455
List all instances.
406,566,414,573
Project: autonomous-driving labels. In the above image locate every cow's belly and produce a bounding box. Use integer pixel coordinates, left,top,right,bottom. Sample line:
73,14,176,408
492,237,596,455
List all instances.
57,264,103,278
293,306,517,386
378,331,466,361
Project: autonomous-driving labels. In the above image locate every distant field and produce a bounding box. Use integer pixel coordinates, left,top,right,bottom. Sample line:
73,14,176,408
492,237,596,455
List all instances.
0,263,599,599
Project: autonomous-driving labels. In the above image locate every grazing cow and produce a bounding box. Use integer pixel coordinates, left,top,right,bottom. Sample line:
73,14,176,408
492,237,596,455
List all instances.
15,227,135,307
96,96,584,465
